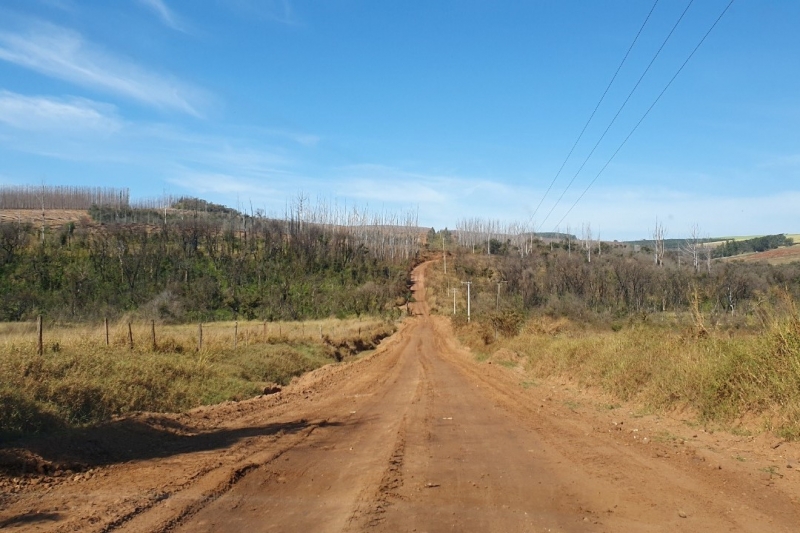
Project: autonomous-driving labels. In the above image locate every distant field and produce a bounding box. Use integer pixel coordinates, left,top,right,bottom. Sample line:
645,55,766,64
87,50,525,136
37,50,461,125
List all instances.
706,235,766,247
721,243,800,265
713,233,799,265
0,209,91,228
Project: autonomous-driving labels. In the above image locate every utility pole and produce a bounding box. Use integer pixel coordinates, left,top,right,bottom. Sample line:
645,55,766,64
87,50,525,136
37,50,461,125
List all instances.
461,281,472,323
496,281,507,311
451,288,458,315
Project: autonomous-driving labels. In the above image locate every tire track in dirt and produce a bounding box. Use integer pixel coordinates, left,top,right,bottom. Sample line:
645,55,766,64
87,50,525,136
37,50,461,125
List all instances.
425,309,800,531
347,416,407,530
1,317,415,533
162,315,424,533
110,423,323,533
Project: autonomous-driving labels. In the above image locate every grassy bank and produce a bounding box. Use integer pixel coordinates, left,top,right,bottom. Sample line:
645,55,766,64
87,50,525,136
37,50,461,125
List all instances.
422,254,800,439
0,317,395,440
452,309,800,438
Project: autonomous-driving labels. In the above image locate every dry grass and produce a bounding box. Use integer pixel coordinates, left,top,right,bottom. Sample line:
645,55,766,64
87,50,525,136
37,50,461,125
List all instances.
429,247,800,437
453,309,800,438
0,317,395,439
0,209,91,228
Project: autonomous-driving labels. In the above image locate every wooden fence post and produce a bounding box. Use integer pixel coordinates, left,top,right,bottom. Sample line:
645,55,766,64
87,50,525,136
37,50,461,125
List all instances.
104,317,109,346
198,323,203,351
151,320,156,351
37,315,43,356
128,322,134,350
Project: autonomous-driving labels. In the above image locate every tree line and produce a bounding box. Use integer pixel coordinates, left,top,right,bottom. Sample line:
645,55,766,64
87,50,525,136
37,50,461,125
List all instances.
0,185,130,210
712,234,794,258
435,229,800,327
0,198,422,323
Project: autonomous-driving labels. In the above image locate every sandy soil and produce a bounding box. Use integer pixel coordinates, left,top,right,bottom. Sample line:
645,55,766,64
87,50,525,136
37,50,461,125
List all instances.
1,261,799,532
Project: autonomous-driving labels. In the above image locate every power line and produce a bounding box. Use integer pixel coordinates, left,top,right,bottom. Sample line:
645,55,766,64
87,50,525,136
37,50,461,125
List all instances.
530,0,661,224
553,0,737,231
540,0,696,229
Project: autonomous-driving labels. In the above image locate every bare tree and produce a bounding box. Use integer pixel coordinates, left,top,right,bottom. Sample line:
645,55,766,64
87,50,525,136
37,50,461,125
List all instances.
595,226,602,258
581,223,592,263
565,224,572,257
682,223,702,272
703,236,713,274
0,185,130,210
652,218,666,267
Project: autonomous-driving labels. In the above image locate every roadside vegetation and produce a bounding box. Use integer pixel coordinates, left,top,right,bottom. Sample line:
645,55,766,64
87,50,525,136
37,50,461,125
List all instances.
426,228,800,438
0,188,418,323
0,317,395,440
0,187,421,440
0,217,411,324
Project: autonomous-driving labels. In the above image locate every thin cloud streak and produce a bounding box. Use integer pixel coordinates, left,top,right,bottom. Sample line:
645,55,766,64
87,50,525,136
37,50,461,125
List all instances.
168,171,270,195
549,187,800,240
0,21,207,115
337,164,514,204
344,178,446,205
223,0,298,26
0,90,121,132
136,0,187,32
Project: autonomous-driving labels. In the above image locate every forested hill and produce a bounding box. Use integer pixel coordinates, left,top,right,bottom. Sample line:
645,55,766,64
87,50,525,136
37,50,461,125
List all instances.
625,234,794,256
0,196,422,323
712,234,794,258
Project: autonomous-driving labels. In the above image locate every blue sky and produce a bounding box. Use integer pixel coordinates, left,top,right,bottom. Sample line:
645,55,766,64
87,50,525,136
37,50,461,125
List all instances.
0,0,797,240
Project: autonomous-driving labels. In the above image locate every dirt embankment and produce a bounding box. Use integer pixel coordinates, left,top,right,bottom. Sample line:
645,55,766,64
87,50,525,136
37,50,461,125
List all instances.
1,261,799,532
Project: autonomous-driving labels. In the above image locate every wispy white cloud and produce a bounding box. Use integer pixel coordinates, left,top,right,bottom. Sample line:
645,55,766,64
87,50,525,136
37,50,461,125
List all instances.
263,128,320,147
338,163,512,205
550,186,800,240
0,21,207,115
345,177,446,205
0,109,307,181
135,0,187,32
36,0,75,11
0,90,121,132
223,0,298,25
137,124,295,172
168,171,273,195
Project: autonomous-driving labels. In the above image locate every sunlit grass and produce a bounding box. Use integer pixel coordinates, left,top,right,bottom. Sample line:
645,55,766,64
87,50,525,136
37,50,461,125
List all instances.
460,313,800,438
0,317,396,439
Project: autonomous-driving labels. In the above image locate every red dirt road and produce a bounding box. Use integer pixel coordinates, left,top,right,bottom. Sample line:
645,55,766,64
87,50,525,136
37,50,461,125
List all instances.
2,262,799,531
